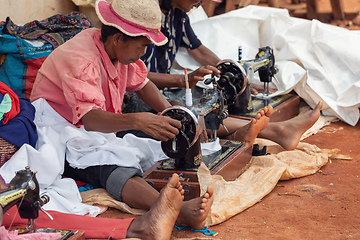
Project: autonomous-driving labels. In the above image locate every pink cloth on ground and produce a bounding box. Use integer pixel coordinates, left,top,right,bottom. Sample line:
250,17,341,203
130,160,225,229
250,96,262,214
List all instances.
0,226,61,240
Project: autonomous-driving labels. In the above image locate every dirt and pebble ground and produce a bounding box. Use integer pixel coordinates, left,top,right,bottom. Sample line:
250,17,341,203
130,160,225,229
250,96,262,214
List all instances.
97,1,360,239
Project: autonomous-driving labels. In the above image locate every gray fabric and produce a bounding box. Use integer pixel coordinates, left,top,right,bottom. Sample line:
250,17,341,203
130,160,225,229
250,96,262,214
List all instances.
106,166,142,201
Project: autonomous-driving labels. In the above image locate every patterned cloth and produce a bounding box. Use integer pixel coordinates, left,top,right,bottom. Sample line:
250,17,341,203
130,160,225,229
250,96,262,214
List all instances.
3,12,93,49
0,12,93,97
0,137,18,168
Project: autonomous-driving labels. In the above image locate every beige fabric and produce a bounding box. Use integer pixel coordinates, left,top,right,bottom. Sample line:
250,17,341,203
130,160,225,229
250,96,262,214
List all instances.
199,139,349,226
81,140,350,226
81,188,146,215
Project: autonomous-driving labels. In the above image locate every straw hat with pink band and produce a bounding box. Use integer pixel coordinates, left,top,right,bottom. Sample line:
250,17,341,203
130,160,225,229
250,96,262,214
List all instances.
95,0,168,46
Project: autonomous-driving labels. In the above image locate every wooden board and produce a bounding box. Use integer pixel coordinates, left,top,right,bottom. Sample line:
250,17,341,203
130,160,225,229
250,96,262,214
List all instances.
144,140,253,201
229,92,301,122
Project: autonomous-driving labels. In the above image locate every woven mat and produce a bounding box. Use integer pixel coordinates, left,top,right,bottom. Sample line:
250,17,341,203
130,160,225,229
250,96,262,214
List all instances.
0,137,19,168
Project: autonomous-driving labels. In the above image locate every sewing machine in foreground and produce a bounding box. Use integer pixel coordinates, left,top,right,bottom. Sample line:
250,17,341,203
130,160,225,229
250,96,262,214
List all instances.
0,167,83,239
144,47,300,200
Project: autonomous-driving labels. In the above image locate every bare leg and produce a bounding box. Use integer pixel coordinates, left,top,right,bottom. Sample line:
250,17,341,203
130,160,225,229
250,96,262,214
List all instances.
122,177,215,230
218,105,273,145
257,101,323,150
126,173,184,239
176,185,214,230
121,176,160,210
217,102,322,150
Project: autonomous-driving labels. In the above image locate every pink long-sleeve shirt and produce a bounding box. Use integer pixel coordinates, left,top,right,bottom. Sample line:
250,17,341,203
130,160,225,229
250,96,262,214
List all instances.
30,28,148,126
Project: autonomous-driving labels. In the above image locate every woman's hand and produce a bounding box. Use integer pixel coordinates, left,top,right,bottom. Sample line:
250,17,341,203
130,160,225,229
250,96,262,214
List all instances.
187,65,220,88
135,112,182,141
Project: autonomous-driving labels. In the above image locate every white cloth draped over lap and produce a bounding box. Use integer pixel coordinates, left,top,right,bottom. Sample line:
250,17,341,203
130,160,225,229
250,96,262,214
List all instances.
0,98,168,215
0,98,221,215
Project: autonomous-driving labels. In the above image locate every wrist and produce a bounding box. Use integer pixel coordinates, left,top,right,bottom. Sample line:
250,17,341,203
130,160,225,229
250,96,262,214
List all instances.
175,74,185,88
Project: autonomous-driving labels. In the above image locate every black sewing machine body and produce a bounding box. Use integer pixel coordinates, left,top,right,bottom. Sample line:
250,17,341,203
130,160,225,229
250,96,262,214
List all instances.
222,46,278,115
0,166,52,233
161,88,227,169
0,167,42,218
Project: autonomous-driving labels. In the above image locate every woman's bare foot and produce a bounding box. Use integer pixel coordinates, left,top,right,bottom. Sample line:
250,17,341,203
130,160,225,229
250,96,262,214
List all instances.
226,105,273,144
176,185,214,230
258,101,323,150
126,173,184,240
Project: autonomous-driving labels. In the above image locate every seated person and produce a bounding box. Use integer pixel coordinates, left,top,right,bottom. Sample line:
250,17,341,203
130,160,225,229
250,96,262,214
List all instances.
123,0,323,150
30,0,218,231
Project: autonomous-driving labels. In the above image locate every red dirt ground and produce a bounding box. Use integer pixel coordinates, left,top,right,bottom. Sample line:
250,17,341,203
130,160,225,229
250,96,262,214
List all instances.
173,120,360,239
95,1,360,239
97,119,360,240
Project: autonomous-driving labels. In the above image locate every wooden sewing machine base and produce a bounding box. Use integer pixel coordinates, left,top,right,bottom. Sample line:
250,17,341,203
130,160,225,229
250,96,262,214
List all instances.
144,140,253,201
229,91,301,122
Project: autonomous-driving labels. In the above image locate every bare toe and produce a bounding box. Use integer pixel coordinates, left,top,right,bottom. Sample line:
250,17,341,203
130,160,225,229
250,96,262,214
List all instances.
126,173,184,239
177,185,214,230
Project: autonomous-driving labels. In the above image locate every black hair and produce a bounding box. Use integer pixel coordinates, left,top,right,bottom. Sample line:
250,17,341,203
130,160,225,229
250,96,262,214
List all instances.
100,24,143,43
160,0,172,12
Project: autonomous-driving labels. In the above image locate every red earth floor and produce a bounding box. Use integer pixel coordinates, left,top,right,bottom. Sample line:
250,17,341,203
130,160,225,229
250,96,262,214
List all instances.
95,1,360,239
96,119,360,240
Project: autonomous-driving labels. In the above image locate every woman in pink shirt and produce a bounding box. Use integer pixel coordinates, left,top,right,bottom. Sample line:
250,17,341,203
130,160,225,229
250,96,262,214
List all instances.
30,0,216,237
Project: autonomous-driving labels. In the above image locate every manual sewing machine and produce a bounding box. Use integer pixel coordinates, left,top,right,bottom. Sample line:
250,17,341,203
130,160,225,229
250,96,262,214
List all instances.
0,167,78,239
229,46,300,121
144,46,300,200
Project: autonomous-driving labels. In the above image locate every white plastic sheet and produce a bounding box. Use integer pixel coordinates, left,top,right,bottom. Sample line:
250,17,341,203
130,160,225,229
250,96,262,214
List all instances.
174,6,360,126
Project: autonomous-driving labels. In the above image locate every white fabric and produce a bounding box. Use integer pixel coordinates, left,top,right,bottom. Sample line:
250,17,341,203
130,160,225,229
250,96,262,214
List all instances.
0,99,166,215
0,98,221,215
201,137,221,156
174,6,360,126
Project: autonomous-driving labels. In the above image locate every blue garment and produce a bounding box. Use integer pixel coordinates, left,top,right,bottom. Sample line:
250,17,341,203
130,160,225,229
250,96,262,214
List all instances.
0,95,38,148
141,8,202,74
